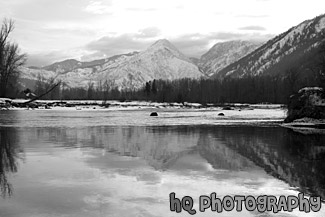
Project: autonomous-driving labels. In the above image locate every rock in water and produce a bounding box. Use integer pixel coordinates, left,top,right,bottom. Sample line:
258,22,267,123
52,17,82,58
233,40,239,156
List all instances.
218,113,225,116
285,87,325,123
150,112,158,116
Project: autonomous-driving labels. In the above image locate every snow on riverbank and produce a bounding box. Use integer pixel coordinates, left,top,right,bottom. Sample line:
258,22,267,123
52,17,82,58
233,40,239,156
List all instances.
2,99,285,109
0,105,287,128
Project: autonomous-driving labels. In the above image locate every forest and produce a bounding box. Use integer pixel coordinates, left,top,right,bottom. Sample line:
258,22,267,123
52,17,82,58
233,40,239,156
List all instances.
24,66,322,105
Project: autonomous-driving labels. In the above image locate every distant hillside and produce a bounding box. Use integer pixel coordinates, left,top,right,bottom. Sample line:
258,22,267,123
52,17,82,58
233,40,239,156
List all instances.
42,59,82,73
41,52,139,74
212,14,325,79
199,40,260,76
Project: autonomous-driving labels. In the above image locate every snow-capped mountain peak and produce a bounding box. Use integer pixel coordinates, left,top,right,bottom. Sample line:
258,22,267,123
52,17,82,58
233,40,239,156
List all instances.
151,39,174,48
21,39,204,90
93,39,204,89
138,38,193,64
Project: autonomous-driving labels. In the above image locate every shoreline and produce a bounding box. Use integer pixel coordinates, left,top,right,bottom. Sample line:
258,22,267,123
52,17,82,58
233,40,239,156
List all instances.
3,100,325,134
281,118,325,135
1,98,285,110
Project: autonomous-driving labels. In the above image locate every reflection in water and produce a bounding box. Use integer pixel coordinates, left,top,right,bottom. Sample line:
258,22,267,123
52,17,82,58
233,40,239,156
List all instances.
24,125,325,200
1,123,325,217
212,127,325,200
0,127,21,197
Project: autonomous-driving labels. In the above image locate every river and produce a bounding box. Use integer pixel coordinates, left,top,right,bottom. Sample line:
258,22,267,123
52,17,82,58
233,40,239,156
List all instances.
0,108,324,217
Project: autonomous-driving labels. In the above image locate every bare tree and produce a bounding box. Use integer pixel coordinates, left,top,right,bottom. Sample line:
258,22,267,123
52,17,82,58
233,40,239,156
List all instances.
22,81,61,104
0,18,27,97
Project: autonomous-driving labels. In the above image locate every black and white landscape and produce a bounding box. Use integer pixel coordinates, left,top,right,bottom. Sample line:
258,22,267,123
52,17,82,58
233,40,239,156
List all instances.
0,1,325,217
17,13,325,90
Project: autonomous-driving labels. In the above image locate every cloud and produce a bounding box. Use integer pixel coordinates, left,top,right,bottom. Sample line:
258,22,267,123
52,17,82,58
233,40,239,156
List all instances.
171,34,214,57
26,49,93,67
24,27,160,66
11,0,94,22
26,51,69,67
24,27,275,67
83,31,274,61
236,14,269,18
137,27,161,38
84,28,162,59
171,32,273,57
84,34,150,59
125,7,158,12
84,0,113,15
239,26,266,31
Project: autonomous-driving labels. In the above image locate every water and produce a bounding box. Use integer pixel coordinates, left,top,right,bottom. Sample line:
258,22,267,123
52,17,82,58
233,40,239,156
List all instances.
0,109,325,217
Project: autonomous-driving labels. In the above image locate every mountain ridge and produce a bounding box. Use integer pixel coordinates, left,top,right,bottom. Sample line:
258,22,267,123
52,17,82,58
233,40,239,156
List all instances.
93,39,204,89
198,40,260,76
20,39,204,90
212,14,325,79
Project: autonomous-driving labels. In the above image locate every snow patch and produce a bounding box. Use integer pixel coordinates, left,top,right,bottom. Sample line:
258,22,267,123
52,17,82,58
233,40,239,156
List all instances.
298,87,323,93
225,70,235,76
316,17,325,32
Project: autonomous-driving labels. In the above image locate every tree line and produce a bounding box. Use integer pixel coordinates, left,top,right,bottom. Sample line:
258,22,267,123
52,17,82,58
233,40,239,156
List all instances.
29,66,322,105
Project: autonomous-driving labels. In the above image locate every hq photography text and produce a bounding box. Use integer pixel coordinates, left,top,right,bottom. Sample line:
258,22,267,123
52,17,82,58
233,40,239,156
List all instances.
169,192,322,215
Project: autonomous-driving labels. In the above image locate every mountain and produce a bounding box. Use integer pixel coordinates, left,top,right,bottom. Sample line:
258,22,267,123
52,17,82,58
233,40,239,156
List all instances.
189,57,200,65
42,59,82,73
212,14,325,79
41,52,139,74
20,39,204,90
199,40,260,76
94,39,204,89
20,51,140,88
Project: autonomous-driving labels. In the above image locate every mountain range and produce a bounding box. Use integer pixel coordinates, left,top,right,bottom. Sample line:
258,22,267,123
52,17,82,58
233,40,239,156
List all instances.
20,40,205,90
20,39,260,90
20,13,325,90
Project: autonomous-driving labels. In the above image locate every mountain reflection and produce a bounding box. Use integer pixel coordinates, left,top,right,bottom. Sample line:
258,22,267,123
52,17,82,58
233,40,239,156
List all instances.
26,125,325,200
0,127,21,197
206,127,325,200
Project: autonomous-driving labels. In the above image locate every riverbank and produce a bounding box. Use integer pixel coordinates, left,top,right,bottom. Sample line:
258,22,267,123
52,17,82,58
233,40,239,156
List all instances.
281,118,325,134
0,98,284,110
0,105,286,128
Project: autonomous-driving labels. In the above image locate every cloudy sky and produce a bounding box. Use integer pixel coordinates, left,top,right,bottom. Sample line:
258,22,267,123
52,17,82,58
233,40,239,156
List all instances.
1,0,324,66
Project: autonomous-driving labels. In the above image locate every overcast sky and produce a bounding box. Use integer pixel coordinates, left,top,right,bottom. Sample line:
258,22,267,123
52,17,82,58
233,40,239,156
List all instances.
1,0,324,66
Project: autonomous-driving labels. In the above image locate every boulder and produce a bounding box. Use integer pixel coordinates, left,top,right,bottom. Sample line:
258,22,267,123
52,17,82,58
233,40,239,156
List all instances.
218,113,225,116
150,112,158,116
222,106,233,110
285,87,325,123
